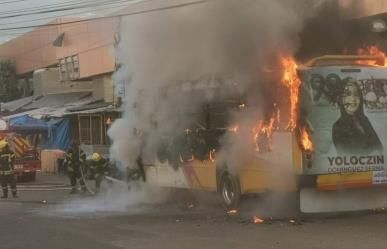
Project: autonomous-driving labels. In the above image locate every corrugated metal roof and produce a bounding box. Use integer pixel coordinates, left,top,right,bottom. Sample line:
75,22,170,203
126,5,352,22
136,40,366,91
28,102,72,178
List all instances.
66,105,117,115
1,96,39,112
22,92,92,110
4,107,67,120
4,104,118,120
67,102,113,112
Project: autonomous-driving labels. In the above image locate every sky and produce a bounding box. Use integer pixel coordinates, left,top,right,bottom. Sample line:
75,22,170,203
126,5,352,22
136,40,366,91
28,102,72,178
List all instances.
0,0,138,44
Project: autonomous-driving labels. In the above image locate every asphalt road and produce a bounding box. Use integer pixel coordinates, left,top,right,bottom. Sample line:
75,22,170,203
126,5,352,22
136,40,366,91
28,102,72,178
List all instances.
1,173,387,249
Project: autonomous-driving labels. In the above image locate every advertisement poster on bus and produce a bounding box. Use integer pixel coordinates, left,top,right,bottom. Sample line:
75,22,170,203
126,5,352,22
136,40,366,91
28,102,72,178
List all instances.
300,66,387,177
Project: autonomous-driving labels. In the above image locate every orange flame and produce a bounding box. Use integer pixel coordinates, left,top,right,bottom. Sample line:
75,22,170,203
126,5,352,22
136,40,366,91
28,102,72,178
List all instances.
253,104,280,152
357,45,387,66
105,117,112,125
253,117,276,152
253,216,264,224
273,102,280,131
300,127,313,152
227,209,238,215
281,56,301,131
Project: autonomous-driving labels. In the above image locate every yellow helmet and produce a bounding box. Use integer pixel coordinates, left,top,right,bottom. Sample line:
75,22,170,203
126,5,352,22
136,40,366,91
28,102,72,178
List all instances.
0,140,8,150
91,153,101,162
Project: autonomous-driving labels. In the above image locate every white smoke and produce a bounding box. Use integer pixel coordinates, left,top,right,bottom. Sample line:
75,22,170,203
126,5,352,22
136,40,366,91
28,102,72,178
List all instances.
109,0,312,170
46,183,168,217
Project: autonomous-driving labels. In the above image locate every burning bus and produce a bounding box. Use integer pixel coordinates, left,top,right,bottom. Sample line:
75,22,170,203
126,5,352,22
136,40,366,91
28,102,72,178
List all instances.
128,53,387,213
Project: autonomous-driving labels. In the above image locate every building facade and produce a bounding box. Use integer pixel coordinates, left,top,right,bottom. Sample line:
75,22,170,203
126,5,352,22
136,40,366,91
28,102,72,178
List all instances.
0,16,121,149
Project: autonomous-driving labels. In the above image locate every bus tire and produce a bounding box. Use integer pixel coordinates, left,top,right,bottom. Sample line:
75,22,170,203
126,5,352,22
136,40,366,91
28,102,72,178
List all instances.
218,172,241,209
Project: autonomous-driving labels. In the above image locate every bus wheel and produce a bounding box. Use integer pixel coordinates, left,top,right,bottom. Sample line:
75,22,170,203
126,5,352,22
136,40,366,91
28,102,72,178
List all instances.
219,173,240,209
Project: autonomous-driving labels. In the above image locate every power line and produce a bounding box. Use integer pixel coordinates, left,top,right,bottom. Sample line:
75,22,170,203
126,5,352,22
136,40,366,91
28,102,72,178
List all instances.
0,0,26,4
0,0,210,31
0,1,133,28
0,0,123,16
0,0,132,19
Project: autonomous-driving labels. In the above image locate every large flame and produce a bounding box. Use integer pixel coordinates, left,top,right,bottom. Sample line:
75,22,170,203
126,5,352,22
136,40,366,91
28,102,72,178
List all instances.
357,45,387,66
300,127,313,152
281,56,301,131
253,116,276,152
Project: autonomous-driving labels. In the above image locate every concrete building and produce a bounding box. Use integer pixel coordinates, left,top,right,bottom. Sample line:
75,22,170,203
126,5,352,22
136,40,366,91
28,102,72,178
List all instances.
0,16,121,150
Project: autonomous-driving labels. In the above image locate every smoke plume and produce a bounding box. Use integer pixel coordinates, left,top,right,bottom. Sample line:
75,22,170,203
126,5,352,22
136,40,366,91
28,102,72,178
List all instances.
109,0,315,171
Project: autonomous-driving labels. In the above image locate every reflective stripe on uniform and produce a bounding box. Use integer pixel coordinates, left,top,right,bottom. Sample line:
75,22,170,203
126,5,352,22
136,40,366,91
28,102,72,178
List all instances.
0,170,14,175
1,153,15,162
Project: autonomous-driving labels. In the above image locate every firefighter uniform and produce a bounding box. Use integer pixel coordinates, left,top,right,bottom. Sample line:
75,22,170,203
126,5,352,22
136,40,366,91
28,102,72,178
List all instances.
65,142,87,194
0,141,17,198
89,153,110,191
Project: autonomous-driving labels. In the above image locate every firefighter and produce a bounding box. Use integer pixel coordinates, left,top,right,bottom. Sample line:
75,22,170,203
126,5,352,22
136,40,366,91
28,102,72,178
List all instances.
64,141,87,194
0,140,17,198
88,153,110,191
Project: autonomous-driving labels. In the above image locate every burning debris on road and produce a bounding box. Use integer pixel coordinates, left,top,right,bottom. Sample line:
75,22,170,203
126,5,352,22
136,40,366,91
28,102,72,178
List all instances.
253,216,265,224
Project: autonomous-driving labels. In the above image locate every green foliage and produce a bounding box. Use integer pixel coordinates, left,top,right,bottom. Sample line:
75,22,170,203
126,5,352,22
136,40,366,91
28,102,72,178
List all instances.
0,60,19,102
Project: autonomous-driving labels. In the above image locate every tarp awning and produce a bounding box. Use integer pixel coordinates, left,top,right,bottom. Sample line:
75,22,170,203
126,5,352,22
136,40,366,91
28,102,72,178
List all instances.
44,118,71,150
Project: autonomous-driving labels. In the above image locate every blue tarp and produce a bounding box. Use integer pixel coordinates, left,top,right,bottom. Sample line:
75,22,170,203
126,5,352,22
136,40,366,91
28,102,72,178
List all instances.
9,115,70,151
44,118,70,150
9,115,50,131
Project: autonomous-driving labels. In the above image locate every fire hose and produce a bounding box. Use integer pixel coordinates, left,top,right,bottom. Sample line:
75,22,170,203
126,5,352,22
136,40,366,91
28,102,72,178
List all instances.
77,146,95,195
104,175,129,187
80,167,130,194
79,162,95,195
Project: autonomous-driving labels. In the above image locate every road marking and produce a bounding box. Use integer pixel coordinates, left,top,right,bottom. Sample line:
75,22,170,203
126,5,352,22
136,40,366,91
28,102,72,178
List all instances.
18,187,72,191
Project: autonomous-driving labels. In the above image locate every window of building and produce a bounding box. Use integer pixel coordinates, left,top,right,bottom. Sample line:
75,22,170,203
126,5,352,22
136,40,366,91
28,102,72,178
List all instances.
79,115,91,144
79,114,103,145
91,116,102,145
58,55,80,81
59,59,68,81
72,55,79,79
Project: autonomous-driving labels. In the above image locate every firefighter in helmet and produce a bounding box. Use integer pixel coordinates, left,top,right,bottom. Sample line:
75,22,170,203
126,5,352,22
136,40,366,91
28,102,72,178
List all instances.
0,140,17,198
64,141,87,194
88,153,110,191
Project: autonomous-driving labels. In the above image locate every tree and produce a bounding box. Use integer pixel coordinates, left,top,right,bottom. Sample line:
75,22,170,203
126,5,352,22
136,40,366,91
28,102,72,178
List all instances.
0,60,19,102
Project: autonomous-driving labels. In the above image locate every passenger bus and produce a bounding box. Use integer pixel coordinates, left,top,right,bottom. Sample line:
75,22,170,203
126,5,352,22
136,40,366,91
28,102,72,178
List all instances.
135,55,387,213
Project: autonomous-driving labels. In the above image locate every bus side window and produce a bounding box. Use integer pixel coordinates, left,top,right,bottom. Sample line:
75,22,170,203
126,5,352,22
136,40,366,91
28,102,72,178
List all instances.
180,131,195,162
192,130,209,161
156,138,169,164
